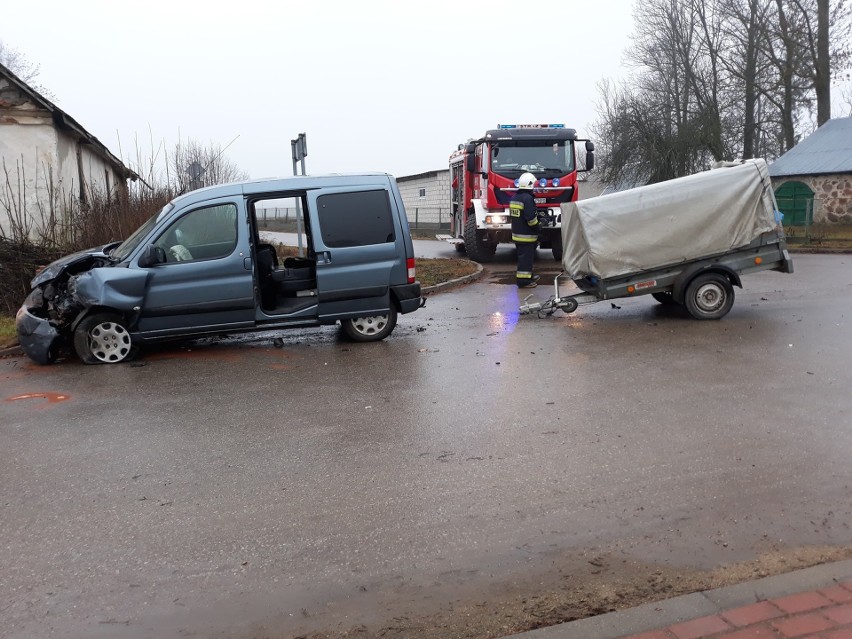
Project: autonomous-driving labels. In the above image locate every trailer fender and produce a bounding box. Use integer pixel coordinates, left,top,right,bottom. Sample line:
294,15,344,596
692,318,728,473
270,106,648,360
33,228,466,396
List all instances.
673,265,742,304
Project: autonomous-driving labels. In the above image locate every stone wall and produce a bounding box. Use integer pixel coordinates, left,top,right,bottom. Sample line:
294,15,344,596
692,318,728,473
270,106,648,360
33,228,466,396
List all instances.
773,174,852,224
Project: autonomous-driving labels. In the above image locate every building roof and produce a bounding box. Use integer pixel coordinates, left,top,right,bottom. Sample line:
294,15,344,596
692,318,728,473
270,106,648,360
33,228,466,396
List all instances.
768,117,852,177
0,61,139,182
396,169,448,182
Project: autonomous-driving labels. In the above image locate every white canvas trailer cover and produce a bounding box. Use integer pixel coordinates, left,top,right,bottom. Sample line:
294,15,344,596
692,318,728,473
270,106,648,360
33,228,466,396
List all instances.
560,159,779,280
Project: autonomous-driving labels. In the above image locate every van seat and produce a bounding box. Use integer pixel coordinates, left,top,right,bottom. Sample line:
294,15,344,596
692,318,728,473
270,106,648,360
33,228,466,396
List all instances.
271,256,316,294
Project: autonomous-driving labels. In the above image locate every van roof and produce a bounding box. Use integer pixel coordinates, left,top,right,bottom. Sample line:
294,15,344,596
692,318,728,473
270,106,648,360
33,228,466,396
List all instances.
170,172,396,207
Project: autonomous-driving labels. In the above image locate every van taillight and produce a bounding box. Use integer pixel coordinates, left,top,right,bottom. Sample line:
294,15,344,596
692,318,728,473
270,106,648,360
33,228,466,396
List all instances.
407,258,416,283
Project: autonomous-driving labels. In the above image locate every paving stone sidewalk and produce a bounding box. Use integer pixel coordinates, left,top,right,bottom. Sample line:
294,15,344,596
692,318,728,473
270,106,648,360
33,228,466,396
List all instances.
513,560,852,639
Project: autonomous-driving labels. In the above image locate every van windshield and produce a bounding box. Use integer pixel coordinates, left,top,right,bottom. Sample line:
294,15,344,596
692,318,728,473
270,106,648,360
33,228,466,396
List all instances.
111,203,175,261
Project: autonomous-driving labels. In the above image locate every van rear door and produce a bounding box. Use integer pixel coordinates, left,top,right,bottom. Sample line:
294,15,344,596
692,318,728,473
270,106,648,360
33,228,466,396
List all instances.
306,186,407,320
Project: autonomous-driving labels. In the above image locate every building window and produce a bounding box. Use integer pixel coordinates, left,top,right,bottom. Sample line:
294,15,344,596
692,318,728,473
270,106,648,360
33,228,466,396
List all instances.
419,188,426,198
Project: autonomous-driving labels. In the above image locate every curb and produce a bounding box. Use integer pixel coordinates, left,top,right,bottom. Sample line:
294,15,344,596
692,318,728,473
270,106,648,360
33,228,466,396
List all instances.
422,261,484,294
508,559,852,638
0,344,23,358
788,247,852,254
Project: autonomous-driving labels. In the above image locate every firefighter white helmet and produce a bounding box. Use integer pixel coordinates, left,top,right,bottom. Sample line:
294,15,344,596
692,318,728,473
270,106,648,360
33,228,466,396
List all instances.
518,172,537,190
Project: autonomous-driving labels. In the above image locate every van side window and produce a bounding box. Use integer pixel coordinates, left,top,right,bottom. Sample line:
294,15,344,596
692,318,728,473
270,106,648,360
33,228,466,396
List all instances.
316,190,395,247
155,203,238,262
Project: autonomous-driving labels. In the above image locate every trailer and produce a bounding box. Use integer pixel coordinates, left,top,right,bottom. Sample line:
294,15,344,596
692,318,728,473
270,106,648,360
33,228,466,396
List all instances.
519,159,794,320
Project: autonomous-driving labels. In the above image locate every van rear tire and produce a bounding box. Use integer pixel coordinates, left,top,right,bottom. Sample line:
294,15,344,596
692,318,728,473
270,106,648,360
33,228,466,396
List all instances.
340,307,398,342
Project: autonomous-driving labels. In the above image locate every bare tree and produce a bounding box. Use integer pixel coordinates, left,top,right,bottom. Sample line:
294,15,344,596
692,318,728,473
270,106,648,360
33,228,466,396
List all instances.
594,0,737,185
594,0,851,185
166,138,249,194
0,39,55,100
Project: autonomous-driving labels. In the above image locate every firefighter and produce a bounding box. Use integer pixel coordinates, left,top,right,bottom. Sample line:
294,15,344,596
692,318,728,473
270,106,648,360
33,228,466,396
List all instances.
509,172,541,288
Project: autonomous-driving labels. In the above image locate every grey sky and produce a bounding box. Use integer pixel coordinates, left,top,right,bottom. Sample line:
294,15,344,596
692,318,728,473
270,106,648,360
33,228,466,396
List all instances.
5,0,636,180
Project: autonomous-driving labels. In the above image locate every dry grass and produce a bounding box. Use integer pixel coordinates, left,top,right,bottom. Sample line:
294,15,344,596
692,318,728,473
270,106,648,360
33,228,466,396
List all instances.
0,315,16,349
270,241,478,289
417,257,479,287
784,224,852,249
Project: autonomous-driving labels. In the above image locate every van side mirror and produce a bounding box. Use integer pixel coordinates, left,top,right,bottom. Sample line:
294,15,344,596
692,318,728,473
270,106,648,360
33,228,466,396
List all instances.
138,244,167,267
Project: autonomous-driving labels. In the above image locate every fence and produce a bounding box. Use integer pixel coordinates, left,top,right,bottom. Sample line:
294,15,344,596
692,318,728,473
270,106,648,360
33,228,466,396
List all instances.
255,206,452,230
256,207,298,226
406,206,451,230
775,196,852,247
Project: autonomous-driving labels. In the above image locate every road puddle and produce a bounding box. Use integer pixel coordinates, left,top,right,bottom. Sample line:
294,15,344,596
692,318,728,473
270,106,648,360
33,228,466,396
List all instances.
5,392,71,405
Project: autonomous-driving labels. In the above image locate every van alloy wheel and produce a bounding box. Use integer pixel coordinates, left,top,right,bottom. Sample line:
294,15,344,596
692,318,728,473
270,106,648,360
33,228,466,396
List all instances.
73,313,134,364
340,307,398,342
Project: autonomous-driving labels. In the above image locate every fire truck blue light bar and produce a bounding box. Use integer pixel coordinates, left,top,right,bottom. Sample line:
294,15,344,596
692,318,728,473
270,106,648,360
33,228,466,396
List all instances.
497,124,566,129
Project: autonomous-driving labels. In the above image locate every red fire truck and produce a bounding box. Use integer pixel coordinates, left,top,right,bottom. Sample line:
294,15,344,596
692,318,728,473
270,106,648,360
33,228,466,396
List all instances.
439,124,594,262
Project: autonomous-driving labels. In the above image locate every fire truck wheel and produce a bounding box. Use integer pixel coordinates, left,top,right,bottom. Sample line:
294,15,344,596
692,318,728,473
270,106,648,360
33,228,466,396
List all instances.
463,214,495,262
455,241,466,253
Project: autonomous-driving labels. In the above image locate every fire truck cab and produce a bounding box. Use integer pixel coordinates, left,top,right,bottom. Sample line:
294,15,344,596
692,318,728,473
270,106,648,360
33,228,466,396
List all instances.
442,124,594,262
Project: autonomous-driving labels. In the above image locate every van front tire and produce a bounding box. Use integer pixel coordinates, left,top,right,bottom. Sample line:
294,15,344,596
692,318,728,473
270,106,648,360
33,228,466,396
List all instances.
74,313,135,364
340,307,398,342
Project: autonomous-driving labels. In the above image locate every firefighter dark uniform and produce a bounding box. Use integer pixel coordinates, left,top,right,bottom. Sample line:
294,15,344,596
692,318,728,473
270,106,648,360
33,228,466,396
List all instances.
509,181,540,287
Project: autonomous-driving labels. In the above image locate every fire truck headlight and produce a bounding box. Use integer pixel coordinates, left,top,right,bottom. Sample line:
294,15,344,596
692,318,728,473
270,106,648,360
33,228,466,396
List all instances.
539,178,547,187
552,178,560,187
485,215,507,224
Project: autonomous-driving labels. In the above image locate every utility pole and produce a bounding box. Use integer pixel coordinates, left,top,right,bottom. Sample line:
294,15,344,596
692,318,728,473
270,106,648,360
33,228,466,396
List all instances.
291,133,307,255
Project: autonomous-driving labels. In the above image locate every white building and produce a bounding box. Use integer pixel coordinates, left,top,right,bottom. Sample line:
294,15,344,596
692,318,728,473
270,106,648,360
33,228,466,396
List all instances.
396,169,451,229
0,62,137,239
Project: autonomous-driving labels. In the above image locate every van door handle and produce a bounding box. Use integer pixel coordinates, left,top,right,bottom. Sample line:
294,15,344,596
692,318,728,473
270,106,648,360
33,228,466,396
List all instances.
317,251,332,264
243,257,252,270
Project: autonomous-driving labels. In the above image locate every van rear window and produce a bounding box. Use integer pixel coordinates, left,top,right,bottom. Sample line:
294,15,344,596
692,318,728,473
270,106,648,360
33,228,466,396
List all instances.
316,190,395,247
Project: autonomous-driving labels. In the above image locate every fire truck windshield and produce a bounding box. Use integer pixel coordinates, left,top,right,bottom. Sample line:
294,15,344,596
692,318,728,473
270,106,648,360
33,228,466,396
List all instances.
490,141,575,177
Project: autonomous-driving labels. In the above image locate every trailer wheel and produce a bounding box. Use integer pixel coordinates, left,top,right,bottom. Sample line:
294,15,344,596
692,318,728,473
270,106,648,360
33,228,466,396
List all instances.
684,273,734,320
463,214,496,263
652,291,678,305
551,233,563,261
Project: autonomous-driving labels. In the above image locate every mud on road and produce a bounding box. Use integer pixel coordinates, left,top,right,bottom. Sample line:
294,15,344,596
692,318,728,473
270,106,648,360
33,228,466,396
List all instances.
295,545,852,639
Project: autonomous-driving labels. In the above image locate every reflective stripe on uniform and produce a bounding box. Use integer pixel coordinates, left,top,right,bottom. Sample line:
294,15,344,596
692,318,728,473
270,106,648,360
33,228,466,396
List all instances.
528,217,539,226
512,234,538,243
516,271,533,279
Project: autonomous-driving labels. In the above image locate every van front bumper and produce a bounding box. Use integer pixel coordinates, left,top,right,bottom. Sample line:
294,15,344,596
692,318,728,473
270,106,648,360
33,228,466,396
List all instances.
16,302,62,365
392,283,423,314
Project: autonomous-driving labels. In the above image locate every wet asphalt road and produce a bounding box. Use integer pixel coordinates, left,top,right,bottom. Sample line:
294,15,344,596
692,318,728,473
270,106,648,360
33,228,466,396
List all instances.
1,249,851,639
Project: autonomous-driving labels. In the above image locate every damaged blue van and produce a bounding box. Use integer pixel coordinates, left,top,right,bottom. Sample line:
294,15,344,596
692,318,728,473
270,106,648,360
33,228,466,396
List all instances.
16,173,423,364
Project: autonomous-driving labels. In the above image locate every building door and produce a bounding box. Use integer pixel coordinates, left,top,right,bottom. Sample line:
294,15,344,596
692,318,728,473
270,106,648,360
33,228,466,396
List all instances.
774,181,814,226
